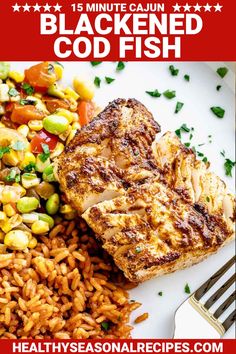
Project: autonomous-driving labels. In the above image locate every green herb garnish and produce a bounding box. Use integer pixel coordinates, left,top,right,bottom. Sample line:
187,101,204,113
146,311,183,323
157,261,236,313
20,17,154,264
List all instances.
5,170,20,183
206,196,210,202
184,142,191,148
39,143,50,162
180,123,191,133
146,89,161,98
163,90,176,99
20,99,37,106
24,162,36,173
116,61,125,71
220,150,225,157
101,321,109,331
8,88,19,97
158,291,163,296
175,102,184,114
94,76,101,88
202,157,208,163
224,159,236,177
169,65,179,76
105,77,115,84
0,146,11,159
216,85,222,91
22,83,34,95
210,106,225,118
184,283,191,294
184,74,190,82
90,61,102,66
12,141,26,151
217,67,228,78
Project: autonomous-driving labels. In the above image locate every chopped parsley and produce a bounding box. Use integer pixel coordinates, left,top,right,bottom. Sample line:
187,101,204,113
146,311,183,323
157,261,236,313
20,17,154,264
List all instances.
216,67,228,78
5,170,20,183
158,291,163,296
163,90,176,99
224,159,236,177
206,196,210,202
94,76,101,88
90,61,102,66
12,141,26,151
184,283,191,294
135,246,142,254
0,146,11,159
146,89,161,98
21,82,34,95
8,88,19,97
216,85,222,91
175,123,191,138
184,142,191,148
169,65,179,76
189,133,193,140
20,98,36,106
105,77,115,84
184,74,190,82
175,102,184,114
116,61,125,71
24,162,36,173
202,157,208,163
210,106,225,118
38,143,50,162
101,321,109,331
197,152,204,157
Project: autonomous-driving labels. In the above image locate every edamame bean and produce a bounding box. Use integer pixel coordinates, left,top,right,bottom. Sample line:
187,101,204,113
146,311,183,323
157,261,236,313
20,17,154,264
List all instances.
42,164,57,182
46,193,60,215
17,197,39,213
0,62,10,80
37,213,54,229
43,115,69,135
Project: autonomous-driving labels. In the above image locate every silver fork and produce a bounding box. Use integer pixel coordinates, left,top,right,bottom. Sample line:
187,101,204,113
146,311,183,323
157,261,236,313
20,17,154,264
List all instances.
174,256,236,338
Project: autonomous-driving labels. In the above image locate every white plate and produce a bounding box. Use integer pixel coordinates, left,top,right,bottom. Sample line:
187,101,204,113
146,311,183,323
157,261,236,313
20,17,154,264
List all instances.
10,62,235,338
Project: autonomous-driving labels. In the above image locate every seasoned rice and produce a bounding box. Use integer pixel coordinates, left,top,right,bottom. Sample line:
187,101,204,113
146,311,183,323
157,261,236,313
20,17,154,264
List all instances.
0,218,140,338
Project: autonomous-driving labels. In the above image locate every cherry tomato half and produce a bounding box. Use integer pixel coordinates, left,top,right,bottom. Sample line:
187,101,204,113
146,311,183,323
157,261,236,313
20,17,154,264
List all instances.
24,62,57,92
30,129,58,153
11,104,46,125
78,100,95,126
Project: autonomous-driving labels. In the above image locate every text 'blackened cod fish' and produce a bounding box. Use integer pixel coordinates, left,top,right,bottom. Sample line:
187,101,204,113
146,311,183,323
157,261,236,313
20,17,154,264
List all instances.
55,99,235,282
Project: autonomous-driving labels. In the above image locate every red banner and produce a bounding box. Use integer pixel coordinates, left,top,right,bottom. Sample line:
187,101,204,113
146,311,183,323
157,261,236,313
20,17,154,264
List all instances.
0,0,235,60
0,339,235,354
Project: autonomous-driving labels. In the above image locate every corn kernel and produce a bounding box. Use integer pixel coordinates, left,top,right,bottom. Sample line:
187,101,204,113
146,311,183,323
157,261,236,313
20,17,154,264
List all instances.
17,124,29,138
50,142,64,159
73,76,95,100
4,230,29,250
2,150,20,166
60,204,73,214
5,78,15,88
8,71,25,83
72,122,80,130
64,87,80,101
66,129,77,145
2,214,23,233
0,211,7,221
27,130,37,140
12,183,26,197
34,93,42,99
54,63,64,80
0,122,6,128
21,173,40,189
3,204,16,217
28,236,37,249
19,152,36,170
59,125,72,141
28,120,43,131
31,220,49,234
1,190,17,204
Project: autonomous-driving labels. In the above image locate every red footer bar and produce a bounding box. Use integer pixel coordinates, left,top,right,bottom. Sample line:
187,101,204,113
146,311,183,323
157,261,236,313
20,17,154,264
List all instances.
0,339,235,354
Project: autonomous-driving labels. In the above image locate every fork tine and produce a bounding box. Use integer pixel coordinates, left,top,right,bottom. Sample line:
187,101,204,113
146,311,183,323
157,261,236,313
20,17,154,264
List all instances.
194,256,235,301
213,290,236,318
204,274,235,309
222,309,236,331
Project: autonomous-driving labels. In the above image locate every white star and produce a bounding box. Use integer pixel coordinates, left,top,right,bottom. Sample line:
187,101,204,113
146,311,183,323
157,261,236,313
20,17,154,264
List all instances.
33,3,41,12
214,3,223,12
204,3,212,11
53,3,62,12
22,3,31,12
183,3,191,12
12,3,21,12
43,3,51,12
193,3,202,12
173,3,181,12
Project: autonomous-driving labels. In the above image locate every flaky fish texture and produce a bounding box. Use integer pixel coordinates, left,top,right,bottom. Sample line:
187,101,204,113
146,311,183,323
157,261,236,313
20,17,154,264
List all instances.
56,99,235,282
55,98,160,214
83,179,234,282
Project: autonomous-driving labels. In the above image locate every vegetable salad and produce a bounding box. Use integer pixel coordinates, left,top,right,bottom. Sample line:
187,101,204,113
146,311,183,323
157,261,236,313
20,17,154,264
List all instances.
0,61,95,251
